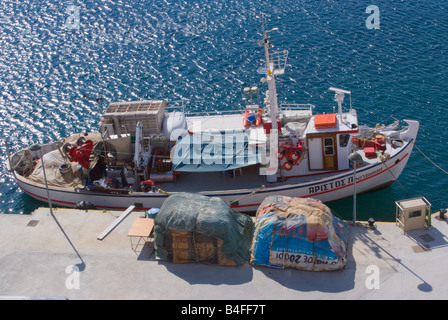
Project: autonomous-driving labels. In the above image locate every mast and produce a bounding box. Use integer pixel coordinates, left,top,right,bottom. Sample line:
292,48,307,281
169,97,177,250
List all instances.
261,17,279,130
259,14,288,183
259,14,288,126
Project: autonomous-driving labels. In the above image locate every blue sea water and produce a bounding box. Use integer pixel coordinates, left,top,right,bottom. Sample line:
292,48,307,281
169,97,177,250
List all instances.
0,0,447,220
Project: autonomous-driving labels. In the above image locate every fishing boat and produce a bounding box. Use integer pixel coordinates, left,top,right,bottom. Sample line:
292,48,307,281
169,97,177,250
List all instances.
6,21,419,213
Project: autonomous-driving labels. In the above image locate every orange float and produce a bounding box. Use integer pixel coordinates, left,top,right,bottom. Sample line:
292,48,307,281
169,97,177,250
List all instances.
255,108,263,126
243,110,250,127
243,108,263,127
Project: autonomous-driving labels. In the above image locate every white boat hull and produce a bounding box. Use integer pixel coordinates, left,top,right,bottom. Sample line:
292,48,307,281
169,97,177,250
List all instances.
12,137,414,213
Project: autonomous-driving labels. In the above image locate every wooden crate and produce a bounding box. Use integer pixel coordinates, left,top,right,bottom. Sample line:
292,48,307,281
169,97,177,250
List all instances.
163,230,237,266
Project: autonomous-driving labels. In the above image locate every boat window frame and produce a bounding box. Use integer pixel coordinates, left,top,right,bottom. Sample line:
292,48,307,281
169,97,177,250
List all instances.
323,137,335,156
339,134,350,148
409,210,422,218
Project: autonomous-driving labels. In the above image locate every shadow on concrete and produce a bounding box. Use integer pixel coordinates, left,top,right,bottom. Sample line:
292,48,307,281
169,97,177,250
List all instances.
134,241,155,261
158,261,254,286
49,210,86,272
151,231,358,291
354,224,434,293
253,262,356,293
405,218,448,251
144,227,359,291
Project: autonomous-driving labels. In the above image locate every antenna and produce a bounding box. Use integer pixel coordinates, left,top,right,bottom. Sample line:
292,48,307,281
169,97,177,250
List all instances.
329,87,351,116
260,13,278,36
260,12,266,35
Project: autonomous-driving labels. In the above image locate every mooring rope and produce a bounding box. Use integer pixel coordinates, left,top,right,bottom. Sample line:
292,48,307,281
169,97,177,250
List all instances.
412,141,448,175
381,160,408,194
0,171,10,179
229,185,266,206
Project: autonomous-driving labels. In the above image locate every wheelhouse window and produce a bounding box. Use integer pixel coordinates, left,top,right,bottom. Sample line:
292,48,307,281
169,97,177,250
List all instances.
339,134,350,148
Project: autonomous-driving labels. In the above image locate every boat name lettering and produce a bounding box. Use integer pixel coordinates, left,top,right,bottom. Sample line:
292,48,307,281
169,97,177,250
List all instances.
354,167,382,182
308,179,347,194
308,167,383,194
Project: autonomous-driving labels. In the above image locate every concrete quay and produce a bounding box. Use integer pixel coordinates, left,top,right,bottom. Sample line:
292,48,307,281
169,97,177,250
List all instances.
1,207,448,300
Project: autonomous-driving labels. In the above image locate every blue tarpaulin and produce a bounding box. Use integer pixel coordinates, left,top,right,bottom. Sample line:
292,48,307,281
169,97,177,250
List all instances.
250,196,348,271
172,131,262,172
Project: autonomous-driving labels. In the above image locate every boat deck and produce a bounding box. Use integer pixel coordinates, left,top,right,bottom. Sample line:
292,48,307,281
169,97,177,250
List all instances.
186,113,246,132
163,165,267,193
161,164,347,195
1,207,448,300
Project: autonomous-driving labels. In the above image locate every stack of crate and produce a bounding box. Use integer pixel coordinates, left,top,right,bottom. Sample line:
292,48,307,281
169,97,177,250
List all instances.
101,100,166,136
163,230,238,266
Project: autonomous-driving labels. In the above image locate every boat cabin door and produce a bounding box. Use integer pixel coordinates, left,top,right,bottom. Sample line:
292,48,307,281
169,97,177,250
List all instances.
307,133,338,171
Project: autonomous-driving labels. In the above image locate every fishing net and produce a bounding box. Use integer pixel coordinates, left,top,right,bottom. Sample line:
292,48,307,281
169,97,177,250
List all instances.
250,195,348,271
153,193,254,266
27,149,83,188
27,133,105,188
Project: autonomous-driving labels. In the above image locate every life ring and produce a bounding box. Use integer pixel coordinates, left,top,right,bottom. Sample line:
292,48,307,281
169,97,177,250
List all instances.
243,109,263,127
255,108,263,127
283,161,294,171
289,150,301,163
277,147,288,160
277,142,292,161
243,110,250,127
